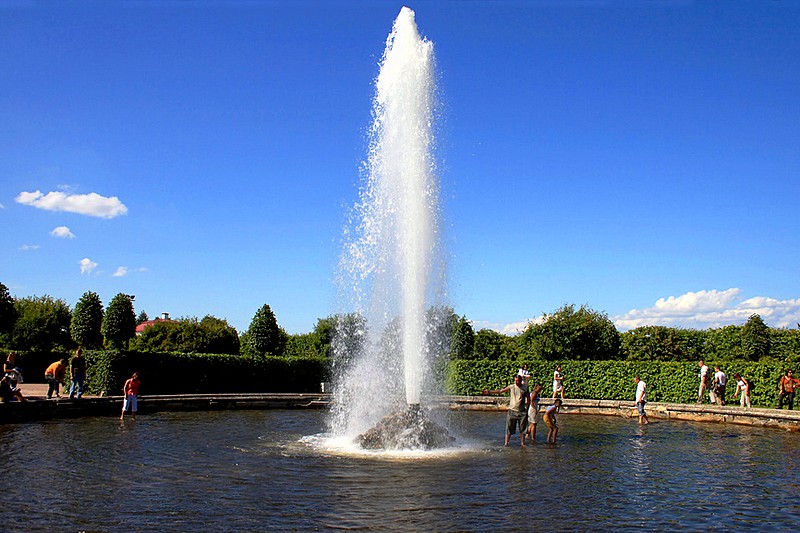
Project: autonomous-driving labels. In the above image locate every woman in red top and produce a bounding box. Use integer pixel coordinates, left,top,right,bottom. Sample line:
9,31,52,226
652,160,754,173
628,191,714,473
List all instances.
120,372,140,420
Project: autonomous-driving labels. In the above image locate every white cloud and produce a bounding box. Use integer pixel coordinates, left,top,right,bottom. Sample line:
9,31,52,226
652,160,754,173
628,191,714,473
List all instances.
79,257,98,274
19,244,40,251
475,316,545,335
113,266,148,277
50,225,75,239
16,190,128,219
613,288,800,330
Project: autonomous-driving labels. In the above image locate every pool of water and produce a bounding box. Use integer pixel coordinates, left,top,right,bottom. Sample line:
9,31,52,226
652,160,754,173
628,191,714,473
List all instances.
2,410,797,531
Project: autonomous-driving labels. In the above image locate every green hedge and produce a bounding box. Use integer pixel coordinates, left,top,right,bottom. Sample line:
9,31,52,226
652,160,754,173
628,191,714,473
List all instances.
446,359,786,408
83,350,329,395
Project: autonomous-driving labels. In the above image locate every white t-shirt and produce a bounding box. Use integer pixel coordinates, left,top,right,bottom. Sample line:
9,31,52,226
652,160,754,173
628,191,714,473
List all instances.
553,370,563,392
715,371,727,386
699,365,709,381
636,380,647,403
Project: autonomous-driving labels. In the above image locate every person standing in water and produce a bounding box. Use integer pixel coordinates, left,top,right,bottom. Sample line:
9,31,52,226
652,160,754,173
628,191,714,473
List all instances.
482,374,528,447
527,383,543,442
120,372,140,420
634,376,649,425
543,398,562,443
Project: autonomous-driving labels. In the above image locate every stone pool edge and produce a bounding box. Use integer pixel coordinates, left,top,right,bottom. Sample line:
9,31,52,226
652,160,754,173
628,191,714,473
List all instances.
2,393,799,430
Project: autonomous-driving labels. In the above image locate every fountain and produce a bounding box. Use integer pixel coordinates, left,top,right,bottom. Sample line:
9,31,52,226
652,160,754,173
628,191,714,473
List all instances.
329,7,453,450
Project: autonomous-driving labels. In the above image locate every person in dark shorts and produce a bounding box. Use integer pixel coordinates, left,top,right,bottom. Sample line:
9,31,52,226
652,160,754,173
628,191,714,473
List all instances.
482,374,528,447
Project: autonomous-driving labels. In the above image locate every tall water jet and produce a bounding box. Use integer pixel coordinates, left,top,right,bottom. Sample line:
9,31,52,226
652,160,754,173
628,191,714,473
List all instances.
329,7,451,449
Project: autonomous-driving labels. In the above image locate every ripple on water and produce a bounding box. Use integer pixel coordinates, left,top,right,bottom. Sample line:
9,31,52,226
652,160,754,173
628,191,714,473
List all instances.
0,410,798,531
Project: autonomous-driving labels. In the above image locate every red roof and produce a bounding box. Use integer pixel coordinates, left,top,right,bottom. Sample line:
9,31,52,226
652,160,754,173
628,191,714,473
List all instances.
135,318,174,334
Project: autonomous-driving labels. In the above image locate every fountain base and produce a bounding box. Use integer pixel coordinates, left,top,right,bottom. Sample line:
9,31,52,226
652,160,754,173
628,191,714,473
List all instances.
358,404,454,450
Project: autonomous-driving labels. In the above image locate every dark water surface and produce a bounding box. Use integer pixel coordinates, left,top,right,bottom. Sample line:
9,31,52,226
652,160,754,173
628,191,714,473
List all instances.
2,410,798,531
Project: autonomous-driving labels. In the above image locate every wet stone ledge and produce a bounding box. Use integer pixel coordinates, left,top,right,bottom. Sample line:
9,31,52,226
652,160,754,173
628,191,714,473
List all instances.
2,394,800,431
439,395,800,431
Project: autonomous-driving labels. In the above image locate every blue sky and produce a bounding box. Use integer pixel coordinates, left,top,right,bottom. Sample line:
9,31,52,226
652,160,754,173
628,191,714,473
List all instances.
2,1,799,335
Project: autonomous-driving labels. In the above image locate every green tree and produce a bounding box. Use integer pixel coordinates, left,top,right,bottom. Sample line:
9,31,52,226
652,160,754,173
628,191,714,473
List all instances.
620,326,700,361
0,282,17,345
520,304,621,361
474,328,506,360
131,315,240,354
244,304,282,356
450,315,475,359
102,293,137,349
742,313,770,361
198,315,240,354
330,312,368,364
71,291,105,348
136,310,150,325
11,295,72,351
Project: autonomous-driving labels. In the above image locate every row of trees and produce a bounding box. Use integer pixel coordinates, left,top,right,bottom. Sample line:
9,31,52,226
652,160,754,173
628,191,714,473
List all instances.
451,304,798,363
0,283,287,357
0,285,138,352
2,281,798,363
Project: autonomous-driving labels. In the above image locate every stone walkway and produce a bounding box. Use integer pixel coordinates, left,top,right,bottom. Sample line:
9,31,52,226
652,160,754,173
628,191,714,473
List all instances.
16,382,98,401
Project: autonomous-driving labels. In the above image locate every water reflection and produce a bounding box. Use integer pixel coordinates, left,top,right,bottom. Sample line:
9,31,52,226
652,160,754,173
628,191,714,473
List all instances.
0,410,797,531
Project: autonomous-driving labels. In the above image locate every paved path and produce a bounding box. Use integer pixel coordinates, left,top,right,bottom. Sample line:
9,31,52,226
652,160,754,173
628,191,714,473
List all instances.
17,382,98,401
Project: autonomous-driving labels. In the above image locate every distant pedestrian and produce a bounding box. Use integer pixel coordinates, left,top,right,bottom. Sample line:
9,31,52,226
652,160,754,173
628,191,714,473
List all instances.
552,365,564,399
710,366,727,406
517,363,530,392
527,383,543,442
778,369,799,410
732,373,752,408
44,358,67,399
482,374,528,447
697,360,710,403
544,398,562,443
69,347,86,399
120,372,141,420
634,376,649,425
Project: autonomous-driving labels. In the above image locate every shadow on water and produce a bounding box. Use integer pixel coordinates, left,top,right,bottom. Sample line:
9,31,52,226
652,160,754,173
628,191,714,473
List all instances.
1,410,798,531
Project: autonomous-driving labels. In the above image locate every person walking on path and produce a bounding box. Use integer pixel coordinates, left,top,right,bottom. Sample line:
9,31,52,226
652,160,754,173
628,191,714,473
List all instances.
543,398,562,443
68,347,86,399
697,360,710,403
711,366,727,406
552,365,565,399
517,363,530,392
527,383,543,442
732,373,752,408
778,369,799,410
482,374,528,447
44,358,67,399
634,376,649,425
120,372,141,420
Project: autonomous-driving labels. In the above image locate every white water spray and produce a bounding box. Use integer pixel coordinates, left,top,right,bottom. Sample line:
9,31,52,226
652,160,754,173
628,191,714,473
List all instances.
330,7,448,444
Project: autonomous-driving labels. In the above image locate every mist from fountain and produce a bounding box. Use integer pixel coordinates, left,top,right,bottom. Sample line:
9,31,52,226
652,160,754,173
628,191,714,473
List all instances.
328,7,451,449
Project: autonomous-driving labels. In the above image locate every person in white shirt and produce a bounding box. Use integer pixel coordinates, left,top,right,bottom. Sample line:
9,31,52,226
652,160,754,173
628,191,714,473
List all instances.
732,373,751,408
634,376,649,425
697,360,710,403
552,365,564,399
517,363,530,392
543,398,562,443
712,366,727,406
